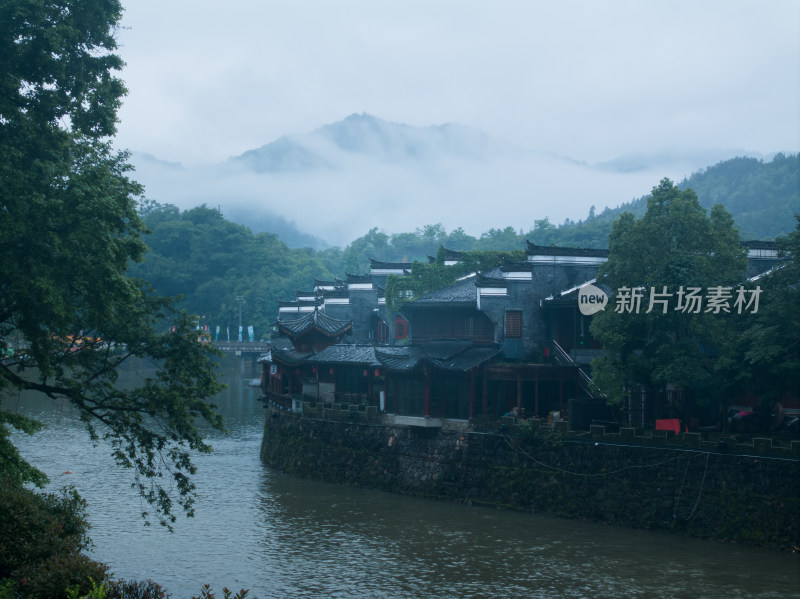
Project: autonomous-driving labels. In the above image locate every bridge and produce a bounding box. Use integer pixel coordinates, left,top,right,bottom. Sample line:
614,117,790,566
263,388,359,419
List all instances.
211,341,271,355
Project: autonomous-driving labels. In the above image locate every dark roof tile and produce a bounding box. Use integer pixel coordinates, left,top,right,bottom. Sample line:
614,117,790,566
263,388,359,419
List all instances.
526,241,609,257
409,276,477,306
277,309,352,338
312,344,381,366
346,273,372,284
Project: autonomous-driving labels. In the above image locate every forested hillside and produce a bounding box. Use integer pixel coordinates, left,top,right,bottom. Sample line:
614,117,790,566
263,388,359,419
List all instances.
677,153,799,240
130,154,798,333
565,152,799,244
129,203,339,338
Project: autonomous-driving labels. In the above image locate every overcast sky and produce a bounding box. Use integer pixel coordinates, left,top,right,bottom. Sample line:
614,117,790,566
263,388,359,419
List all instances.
112,1,799,245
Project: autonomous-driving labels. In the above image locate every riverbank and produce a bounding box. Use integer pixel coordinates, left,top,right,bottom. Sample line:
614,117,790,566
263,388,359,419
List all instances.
260,407,800,551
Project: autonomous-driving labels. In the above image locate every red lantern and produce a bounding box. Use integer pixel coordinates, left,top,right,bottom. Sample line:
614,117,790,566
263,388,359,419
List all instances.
374,369,380,377
329,367,335,375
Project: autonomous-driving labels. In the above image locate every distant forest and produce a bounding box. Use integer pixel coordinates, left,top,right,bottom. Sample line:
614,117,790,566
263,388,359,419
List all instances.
128,153,799,337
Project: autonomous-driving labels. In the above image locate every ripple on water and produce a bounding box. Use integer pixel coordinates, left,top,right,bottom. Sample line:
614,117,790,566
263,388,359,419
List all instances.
5,376,800,599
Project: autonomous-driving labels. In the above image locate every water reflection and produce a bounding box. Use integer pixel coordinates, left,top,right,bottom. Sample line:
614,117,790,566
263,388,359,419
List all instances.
4,355,798,598
257,474,798,599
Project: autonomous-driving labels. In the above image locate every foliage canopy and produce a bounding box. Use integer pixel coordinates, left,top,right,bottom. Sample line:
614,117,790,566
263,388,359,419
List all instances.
0,0,225,528
589,179,748,407
715,217,800,412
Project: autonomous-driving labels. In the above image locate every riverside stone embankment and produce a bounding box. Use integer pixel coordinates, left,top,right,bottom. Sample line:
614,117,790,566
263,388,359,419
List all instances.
260,408,800,550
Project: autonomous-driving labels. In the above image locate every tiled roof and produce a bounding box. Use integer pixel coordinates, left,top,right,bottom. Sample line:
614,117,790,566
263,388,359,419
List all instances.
312,344,381,366
422,339,473,360
270,346,313,366
314,278,344,289
369,258,412,271
408,275,478,306
374,347,419,371
319,287,349,299
346,273,372,284
440,248,464,262
429,345,503,371
374,341,500,372
277,309,352,338
278,299,319,308
499,258,534,272
526,241,609,257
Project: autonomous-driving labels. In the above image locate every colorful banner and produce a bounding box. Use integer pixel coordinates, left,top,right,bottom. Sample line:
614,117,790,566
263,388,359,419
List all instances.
248,325,254,342
238,325,243,342
215,325,220,341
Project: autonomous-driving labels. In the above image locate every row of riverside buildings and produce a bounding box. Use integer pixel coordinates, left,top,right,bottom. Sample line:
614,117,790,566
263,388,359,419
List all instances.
259,240,787,430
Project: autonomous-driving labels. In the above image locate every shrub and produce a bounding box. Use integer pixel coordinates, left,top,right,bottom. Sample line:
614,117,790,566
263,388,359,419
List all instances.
14,551,108,599
105,579,170,599
0,486,92,578
0,485,108,598
192,585,249,599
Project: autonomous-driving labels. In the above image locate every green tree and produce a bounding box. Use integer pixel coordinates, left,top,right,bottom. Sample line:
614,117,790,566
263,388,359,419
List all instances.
590,179,747,415
716,217,800,420
478,226,521,250
0,0,224,528
131,202,337,337
341,227,390,274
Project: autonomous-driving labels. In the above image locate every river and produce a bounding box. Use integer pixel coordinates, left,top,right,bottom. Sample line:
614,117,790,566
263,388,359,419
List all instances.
4,356,798,598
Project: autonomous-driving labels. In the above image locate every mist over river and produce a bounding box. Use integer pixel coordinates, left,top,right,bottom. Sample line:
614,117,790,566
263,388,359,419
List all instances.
5,355,798,598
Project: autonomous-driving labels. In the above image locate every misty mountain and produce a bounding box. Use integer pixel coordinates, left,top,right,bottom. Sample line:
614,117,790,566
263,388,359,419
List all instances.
593,148,770,175
231,113,530,173
128,114,774,248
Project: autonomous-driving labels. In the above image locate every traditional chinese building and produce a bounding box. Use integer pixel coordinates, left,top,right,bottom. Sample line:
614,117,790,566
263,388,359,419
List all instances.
262,240,785,428
263,242,610,425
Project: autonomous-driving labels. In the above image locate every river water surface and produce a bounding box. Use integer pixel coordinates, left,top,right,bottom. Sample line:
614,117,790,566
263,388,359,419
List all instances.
5,356,799,598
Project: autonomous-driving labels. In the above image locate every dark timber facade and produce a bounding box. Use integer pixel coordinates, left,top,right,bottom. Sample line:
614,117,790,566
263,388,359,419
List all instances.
262,241,783,428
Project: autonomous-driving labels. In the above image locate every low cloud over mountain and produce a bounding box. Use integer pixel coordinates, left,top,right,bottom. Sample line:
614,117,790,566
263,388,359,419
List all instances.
129,114,755,248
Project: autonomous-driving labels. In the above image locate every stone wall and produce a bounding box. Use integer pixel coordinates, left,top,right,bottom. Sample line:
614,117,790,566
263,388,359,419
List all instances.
261,410,800,550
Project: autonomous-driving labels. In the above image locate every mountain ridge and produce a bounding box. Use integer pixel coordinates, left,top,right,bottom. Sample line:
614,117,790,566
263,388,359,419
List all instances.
128,114,796,248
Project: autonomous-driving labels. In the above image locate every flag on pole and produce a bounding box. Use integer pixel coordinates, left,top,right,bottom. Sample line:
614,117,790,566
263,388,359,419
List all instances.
248,325,254,342
215,325,220,341
238,325,243,342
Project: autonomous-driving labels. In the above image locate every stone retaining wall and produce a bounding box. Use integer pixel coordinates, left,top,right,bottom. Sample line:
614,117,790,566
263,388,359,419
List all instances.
260,410,800,550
